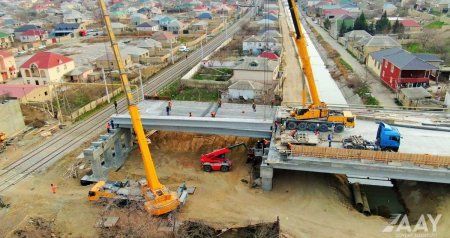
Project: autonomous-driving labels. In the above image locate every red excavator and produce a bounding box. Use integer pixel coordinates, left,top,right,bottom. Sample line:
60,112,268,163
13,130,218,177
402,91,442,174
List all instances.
200,143,247,172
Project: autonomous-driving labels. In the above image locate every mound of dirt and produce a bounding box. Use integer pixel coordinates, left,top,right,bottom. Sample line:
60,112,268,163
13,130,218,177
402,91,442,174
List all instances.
151,132,257,153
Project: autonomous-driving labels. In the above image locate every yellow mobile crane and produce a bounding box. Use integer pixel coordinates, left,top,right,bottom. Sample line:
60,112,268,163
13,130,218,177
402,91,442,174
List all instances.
88,0,179,216
285,0,355,133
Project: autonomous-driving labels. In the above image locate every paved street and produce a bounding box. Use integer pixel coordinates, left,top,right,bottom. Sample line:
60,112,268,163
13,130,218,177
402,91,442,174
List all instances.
302,13,397,108
279,1,303,104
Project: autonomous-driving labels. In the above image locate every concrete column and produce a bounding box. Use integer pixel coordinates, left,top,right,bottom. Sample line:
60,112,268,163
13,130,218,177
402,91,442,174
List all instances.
84,149,104,180
114,136,124,166
123,129,133,149
104,147,113,168
260,164,274,191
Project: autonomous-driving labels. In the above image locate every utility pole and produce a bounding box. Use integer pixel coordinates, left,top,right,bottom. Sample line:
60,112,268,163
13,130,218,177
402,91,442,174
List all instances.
170,40,174,64
54,86,63,123
139,68,144,101
102,68,110,103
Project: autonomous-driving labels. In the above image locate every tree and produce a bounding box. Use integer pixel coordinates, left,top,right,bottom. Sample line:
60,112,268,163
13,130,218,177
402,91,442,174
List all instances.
392,19,405,35
339,23,347,37
324,18,331,30
375,11,391,34
367,22,375,35
354,12,368,31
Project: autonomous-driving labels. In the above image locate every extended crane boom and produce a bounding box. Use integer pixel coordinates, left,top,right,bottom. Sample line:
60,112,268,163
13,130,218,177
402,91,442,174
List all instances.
284,0,355,133
95,0,179,215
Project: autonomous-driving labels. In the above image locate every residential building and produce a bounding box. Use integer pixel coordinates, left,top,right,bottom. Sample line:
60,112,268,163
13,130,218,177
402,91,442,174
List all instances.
322,8,350,21
136,38,163,53
191,21,208,31
0,31,14,49
167,20,184,34
53,23,82,37
131,13,148,26
380,51,438,90
0,84,50,103
349,35,401,63
19,29,48,43
227,80,265,100
0,50,18,82
197,11,213,20
400,19,421,33
67,66,93,82
398,87,443,109
383,3,398,16
111,22,127,34
136,22,159,32
366,47,404,76
20,52,75,86
341,30,372,46
13,25,41,40
243,35,281,55
151,31,177,45
329,14,355,39
63,9,84,23
414,53,443,79
120,46,150,63
231,57,280,86
158,16,176,28
95,52,132,70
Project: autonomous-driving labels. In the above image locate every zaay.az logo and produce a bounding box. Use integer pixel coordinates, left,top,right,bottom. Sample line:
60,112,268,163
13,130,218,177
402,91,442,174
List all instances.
382,214,442,235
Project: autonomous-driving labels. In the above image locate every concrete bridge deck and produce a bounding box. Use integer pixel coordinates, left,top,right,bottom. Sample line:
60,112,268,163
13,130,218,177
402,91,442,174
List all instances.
261,120,450,190
112,100,277,138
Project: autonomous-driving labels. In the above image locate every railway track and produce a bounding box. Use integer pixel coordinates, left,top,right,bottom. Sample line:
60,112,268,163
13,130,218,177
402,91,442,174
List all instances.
0,9,254,192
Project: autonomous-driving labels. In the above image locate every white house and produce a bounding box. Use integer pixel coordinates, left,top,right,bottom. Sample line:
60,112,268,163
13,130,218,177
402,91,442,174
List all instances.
227,80,265,100
63,9,84,23
167,20,184,34
242,35,281,55
19,29,48,43
20,52,75,86
136,22,159,32
231,57,280,87
131,13,148,26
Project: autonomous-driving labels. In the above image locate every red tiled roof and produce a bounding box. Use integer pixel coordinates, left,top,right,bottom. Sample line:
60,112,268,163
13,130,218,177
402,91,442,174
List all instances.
0,50,13,58
21,29,47,36
20,52,73,69
0,84,43,99
400,19,420,27
323,9,349,16
259,52,279,60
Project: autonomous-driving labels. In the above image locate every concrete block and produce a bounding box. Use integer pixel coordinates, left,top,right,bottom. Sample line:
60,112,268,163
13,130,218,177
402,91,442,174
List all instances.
260,165,274,178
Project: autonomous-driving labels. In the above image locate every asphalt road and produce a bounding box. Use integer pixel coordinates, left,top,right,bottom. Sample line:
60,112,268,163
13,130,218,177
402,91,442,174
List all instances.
0,7,258,192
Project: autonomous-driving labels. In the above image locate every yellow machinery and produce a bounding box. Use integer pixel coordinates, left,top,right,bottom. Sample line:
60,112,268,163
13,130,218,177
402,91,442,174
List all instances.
0,132,6,153
285,0,355,133
88,0,179,216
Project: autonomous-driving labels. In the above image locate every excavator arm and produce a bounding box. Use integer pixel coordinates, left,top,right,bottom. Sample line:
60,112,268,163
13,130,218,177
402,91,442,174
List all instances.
97,0,179,215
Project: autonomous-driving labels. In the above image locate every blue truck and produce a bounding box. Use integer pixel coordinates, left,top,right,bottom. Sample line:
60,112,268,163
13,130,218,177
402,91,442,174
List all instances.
342,122,400,152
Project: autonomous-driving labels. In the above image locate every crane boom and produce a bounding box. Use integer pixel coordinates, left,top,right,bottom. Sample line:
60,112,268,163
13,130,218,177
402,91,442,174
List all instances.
287,0,320,106
97,0,179,215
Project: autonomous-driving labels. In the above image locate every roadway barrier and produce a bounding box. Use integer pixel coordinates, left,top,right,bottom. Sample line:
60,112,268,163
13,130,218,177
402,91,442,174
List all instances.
290,145,450,168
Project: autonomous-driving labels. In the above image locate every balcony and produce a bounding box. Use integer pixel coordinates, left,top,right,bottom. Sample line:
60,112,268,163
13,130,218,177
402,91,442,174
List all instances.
399,77,429,84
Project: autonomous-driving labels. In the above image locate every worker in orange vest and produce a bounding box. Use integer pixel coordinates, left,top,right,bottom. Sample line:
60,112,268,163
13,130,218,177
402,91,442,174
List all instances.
51,184,57,194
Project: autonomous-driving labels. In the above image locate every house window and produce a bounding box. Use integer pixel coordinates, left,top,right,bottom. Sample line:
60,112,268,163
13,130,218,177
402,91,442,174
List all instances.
44,91,48,96
43,81,47,85
40,70,46,77
391,64,394,73
384,61,387,68
35,80,39,85
382,71,385,77
25,69,31,77
27,80,30,84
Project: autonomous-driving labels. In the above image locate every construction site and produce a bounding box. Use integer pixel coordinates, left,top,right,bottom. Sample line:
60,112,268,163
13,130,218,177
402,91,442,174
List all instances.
0,0,449,237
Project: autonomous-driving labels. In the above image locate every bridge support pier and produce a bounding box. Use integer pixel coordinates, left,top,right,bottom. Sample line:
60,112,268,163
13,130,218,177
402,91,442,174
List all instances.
80,128,134,185
261,164,274,191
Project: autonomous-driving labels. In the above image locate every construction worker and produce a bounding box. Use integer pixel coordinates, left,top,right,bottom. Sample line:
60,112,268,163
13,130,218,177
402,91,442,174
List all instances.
218,99,222,108
110,119,115,129
189,112,192,117
168,100,173,111
252,102,256,112
51,184,57,194
107,122,111,133
114,100,118,114
271,99,274,108
211,112,216,117
166,106,170,115
328,134,332,147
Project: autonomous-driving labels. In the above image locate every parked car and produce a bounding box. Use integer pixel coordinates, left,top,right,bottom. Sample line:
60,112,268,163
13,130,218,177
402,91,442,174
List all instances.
179,45,190,52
